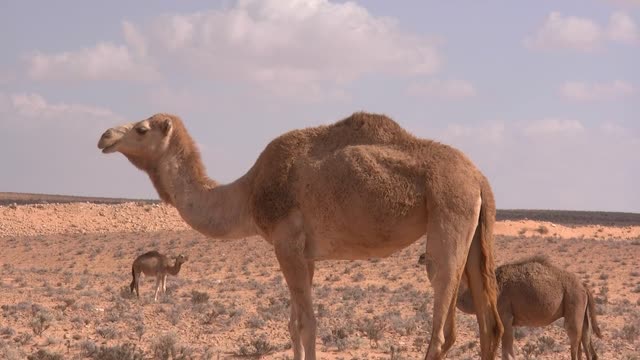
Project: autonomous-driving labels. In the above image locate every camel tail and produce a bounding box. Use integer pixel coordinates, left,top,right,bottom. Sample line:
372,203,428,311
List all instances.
478,180,504,345
586,284,602,338
464,178,503,359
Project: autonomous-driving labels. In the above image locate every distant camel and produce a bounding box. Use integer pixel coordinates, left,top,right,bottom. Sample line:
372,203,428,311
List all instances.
420,254,602,359
130,251,188,301
98,112,503,359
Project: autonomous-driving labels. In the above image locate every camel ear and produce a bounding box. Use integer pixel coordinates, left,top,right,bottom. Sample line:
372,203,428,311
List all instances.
161,118,172,136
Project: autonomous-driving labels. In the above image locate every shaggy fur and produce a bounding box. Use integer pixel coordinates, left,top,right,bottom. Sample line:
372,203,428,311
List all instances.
98,112,503,359
455,256,600,360
130,251,187,301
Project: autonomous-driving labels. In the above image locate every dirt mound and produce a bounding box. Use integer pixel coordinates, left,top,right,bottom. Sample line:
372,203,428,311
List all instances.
0,202,188,237
2,202,639,240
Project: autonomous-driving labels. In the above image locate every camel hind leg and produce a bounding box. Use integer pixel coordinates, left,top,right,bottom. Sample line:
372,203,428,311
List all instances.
580,304,597,360
499,311,516,360
565,293,588,360
423,197,482,359
130,266,136,295
132,271,141,298
129,267,140,297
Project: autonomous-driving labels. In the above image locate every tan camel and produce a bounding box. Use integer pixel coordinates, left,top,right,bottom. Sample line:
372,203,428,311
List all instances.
420,254,601,359
97,112,503,359
130,250,188,301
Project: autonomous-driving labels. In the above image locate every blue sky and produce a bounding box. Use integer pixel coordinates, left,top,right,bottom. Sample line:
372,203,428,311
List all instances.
1,0,638,212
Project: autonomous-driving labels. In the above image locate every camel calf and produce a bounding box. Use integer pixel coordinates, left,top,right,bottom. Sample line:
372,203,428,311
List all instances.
419,254,601,360
130,251,188,301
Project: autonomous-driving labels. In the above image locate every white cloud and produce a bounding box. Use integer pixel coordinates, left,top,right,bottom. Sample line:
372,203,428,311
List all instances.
560,80,635,101
122,21,148,57
146,0,441,87
525,11,639,51
608,11,639,43
26,21,157,82
23,1,442,99
438,121,505,145
407,79,476,99
0,92,123,123
523,118,584,136
606,0,640,6
600,122,628,136
525,12,603,51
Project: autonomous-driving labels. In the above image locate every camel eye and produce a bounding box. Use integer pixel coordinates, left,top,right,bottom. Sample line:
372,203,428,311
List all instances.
135,127,149,135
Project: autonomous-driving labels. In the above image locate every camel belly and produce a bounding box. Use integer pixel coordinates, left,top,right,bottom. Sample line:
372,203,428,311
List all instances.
303,205,427,260
293,145,429,260
505,288,564,327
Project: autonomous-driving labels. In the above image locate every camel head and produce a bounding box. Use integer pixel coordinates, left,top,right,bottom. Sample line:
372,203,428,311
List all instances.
97,113,177,170
175,254,188,265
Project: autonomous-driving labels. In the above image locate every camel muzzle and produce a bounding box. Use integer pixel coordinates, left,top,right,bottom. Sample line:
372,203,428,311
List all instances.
97,124,132,153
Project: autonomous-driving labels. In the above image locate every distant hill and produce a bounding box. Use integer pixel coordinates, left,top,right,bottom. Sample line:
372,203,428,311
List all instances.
1,192,638,226
496,209,640,227
0,192,159,206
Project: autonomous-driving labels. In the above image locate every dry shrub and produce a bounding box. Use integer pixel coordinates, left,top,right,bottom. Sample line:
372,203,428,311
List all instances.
536,225,549,235
190,290,209,304
236,335,275,357
359,316,386,347
27,349,64,360
151,332,194,360
82,342,144,360
29,310,53,336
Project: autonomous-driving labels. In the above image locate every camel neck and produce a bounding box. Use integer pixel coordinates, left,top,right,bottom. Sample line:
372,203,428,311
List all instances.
168,262,182,276
152,151,258,240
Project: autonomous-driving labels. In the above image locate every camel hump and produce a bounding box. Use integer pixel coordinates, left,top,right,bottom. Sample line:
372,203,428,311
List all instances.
335,112,404,132
331,112,411,144
507,254,552,268
136,250,164,260
249,112,421,232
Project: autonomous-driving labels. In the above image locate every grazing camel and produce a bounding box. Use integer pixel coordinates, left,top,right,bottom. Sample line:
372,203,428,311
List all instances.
130,251,188,301
419,254,602,359
98,112,503,359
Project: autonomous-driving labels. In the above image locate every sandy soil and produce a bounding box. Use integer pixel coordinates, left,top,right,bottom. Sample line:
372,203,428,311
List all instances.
0,199,639,359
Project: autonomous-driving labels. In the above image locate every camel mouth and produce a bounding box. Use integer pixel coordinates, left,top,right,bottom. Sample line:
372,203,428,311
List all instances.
98,125,130,154
100,144,118,154
97,136,120,154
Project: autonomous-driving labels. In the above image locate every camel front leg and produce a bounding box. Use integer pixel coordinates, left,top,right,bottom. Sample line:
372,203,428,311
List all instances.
271,217,316,360
162,274,167,294
288,301,302,359
286,260,316,359
154,277,161,302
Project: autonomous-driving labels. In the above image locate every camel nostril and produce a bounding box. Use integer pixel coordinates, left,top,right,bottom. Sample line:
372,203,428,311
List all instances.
102,130,113,139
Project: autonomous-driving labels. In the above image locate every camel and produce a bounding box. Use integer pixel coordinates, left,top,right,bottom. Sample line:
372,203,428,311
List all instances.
97,112,503,359
419,254,602,359
130,251,188,301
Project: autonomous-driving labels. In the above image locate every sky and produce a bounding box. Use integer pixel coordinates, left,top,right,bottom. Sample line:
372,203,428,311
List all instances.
0,0,638,212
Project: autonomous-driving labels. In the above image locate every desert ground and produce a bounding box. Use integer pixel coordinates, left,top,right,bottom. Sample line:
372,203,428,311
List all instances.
0,193,639,359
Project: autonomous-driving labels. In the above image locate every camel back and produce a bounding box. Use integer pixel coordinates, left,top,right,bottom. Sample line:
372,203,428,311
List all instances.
247,112,483,233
